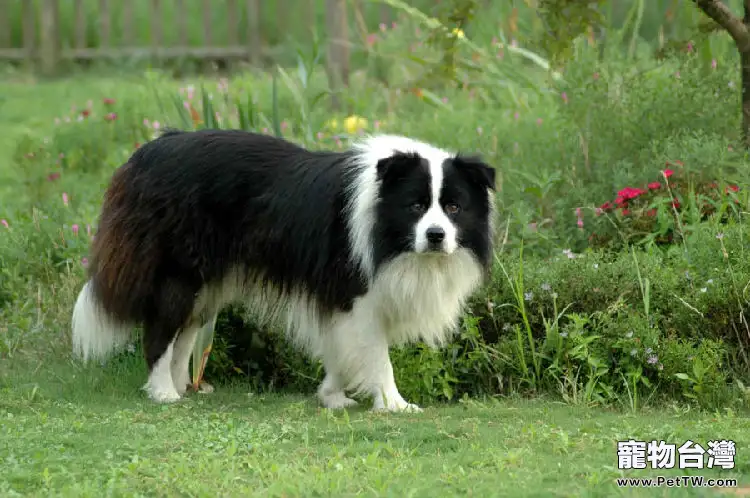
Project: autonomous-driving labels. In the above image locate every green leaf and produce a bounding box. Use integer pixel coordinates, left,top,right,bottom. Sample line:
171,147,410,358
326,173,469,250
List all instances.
271,72,282,138
191,314,218,388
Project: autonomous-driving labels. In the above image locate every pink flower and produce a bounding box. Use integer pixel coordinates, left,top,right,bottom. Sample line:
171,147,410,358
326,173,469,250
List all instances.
62,192,69,207
711,59,718,69
48,172,61,182
536,118,543,126
152,120,161,130
281,121,289,131
81,257,89,268
72,224,80,236
617,187,645,200
104,112,117,122
366,33,377,47
662,169,674,179
103,98,115,105
686,41,694,53
647,182,661,190
441,97,448,104
513,111,520,120
0,219,8,228
379,23,387,32
561,92,568,104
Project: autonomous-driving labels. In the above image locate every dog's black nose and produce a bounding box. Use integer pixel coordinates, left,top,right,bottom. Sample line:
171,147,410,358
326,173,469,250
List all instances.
426,226,445,244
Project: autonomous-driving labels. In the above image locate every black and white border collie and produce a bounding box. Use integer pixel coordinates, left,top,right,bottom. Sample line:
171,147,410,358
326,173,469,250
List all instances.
72,129,496,412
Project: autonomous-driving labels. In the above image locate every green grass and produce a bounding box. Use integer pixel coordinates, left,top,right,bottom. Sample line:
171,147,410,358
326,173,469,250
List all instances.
3,356,748,497
3,3,750,492
0,70,748,497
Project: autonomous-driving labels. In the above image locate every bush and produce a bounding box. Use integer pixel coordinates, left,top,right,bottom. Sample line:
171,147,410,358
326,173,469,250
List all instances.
2,11,750,412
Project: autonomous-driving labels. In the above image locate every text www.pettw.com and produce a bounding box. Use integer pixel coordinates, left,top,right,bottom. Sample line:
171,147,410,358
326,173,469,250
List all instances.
617,476,737,488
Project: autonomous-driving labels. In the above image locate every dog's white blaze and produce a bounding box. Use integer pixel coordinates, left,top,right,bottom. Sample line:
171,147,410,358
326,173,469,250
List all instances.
414,150,458,254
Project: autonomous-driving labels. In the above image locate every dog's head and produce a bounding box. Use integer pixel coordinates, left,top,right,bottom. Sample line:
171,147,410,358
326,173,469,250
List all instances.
369,137,496,268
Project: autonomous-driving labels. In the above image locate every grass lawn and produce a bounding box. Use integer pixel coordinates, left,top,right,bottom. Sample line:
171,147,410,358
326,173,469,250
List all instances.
1,72,749,497
3,355,749,497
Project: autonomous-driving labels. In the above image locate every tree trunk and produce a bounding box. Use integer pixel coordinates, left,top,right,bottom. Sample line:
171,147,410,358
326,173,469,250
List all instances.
325,0,350,112
692,0,750,149
742,49,750,148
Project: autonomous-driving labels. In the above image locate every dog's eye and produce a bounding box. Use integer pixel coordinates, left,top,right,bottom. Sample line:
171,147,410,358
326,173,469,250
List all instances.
445,203,461,215
410,203,427,214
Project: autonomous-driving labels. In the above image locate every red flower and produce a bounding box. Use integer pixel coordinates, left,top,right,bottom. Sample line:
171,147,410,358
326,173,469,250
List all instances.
672,199,680,209
647,182,661,190
646,209,657,217
103,98,116,105
47,172,61,182
662,169,674,178
600,201,613,211
621,209,630,216
617,187,645,200
614,196,627,207
726,185,739,193
81,109,90,118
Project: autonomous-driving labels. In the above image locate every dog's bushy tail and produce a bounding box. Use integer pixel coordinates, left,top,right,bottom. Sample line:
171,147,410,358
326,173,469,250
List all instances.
72,280,134,361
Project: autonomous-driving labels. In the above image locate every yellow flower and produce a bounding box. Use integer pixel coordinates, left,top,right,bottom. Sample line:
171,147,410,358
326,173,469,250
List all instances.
324,118,339,131
451,28,465,39
343,115,368,134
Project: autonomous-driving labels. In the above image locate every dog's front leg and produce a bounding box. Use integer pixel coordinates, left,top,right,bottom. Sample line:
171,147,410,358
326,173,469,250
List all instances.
325,311,422,413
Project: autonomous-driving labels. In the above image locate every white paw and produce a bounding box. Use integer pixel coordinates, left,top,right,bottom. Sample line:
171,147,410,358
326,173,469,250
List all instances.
321,395,359,410
373,402,422,413
371,392,423,413
145,385,182,403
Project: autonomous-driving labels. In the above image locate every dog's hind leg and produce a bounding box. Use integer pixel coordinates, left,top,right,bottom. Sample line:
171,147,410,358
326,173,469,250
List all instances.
170,314,218,395
142,278,198,403
170,322,201,396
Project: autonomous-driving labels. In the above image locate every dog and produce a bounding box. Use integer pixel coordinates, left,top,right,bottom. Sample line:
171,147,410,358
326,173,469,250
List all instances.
71,129,496,411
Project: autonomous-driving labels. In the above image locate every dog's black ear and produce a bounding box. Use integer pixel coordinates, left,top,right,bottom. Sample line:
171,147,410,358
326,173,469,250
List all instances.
453,155,496,191
376,151,425,183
